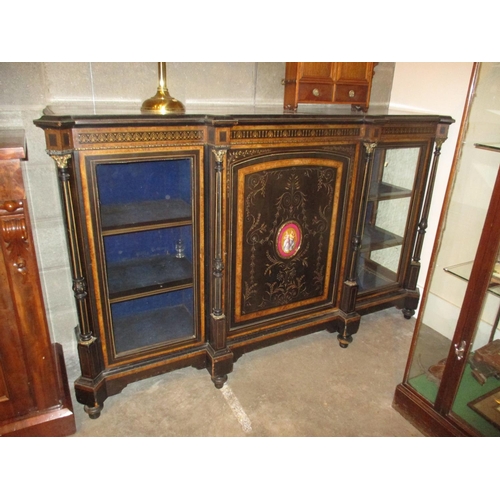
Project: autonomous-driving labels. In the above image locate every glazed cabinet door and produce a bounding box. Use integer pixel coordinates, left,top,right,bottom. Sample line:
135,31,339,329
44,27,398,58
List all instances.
81,149,206,366
356,142,430,316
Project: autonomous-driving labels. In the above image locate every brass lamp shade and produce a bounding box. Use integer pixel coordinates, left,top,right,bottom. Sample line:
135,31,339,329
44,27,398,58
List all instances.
141,62,185,114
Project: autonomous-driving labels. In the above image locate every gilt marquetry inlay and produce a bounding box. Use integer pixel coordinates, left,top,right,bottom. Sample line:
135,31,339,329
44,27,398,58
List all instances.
77,129,204,148
382,126,436,137
231,127,361,142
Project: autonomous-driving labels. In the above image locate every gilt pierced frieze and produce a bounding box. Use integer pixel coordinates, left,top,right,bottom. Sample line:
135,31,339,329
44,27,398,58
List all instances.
233,155,347,325
381,125,437,139
74,128,205,150
230,126,362,145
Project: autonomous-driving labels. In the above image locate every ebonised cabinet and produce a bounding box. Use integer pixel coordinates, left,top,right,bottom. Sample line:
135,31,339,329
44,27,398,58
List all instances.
34,109,452,418
0,129,75,436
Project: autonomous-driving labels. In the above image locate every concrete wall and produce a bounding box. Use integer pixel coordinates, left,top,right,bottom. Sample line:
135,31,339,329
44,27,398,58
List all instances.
389,62,474,292
0,61,394,375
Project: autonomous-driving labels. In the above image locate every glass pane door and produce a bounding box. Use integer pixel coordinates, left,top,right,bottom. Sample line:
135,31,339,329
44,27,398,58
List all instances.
357,146,420,292
450,240,500,436
95,158,196,357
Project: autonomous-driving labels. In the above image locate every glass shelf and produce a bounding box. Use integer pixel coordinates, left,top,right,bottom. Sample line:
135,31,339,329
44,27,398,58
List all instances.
106,254,193,301
101,199,192,234
368,181,412,201
361,225,404,252
94,156,196,356
444,261,500,298
475,143,500,153
111,291,194,354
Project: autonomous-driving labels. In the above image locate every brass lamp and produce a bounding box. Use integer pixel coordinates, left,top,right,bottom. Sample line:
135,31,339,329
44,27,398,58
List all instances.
141,62,185,114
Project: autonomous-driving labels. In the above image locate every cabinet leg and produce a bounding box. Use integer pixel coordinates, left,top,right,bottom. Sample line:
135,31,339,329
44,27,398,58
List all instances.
212,374,228,389
84,403,104,419
402,308,415,320
336,312,360,348
337,332,353,348
206,345,233,389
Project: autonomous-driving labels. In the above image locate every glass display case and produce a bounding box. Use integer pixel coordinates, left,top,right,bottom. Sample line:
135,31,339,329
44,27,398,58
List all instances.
393,62,500,436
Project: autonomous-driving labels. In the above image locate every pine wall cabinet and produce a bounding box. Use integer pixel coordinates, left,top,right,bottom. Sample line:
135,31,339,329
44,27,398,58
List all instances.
34,109,452,418
283,63,377,112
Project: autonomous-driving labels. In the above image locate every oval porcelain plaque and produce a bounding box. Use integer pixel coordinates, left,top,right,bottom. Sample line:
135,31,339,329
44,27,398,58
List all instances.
276,221,302,259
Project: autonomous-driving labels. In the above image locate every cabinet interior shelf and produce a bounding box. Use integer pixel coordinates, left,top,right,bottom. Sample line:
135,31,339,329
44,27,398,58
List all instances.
101,199,192,234
113,304,194,354
361,225,403,252
357,255,397,291
368,182,412,201
107,254,193,301
444,261,500,298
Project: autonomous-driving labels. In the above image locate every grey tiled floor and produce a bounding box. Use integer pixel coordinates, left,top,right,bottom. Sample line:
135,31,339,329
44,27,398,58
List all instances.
67,308,422,437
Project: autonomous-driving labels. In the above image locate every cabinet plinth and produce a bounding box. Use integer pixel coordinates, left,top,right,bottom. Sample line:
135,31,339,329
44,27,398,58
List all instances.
34,110,452,418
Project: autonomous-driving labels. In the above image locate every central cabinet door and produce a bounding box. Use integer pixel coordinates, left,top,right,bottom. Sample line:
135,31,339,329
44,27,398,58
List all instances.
83,150,205,365
228,150,350,336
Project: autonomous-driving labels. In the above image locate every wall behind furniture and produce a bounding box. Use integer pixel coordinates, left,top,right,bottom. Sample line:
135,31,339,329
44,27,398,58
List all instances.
0,61,394,379
389,62,474,295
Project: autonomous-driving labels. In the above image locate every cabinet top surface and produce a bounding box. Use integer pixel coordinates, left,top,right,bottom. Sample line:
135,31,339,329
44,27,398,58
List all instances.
0,129,26,160
34,104,454,129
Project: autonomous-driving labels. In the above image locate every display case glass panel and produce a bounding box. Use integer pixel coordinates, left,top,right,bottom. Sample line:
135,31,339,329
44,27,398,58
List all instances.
403,62,500,436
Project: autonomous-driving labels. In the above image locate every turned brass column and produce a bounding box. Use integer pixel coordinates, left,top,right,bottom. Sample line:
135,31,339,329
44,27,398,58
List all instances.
141,62,185,114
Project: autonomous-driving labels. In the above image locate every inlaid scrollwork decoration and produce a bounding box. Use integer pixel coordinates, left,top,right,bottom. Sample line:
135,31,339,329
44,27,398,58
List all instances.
239,163,341,317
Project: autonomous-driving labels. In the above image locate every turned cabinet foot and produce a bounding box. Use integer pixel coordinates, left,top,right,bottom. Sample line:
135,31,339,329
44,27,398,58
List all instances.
337,332,353,348
84,403,104,419
402,308,415,320
212,375,228,389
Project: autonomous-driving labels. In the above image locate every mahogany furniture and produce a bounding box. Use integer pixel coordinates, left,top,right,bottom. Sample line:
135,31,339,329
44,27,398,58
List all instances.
393,63,500,436
34,109,452,418
0,129,76,436
283,63,377,112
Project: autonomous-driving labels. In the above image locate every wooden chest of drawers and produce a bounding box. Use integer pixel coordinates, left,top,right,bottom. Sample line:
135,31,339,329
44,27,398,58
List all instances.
283,62,376,111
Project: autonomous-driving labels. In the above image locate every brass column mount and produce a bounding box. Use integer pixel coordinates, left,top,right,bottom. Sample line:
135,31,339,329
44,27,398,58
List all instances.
141,62,185,114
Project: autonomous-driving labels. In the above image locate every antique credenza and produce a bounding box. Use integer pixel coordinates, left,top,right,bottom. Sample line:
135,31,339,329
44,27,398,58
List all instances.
34,109,453,418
